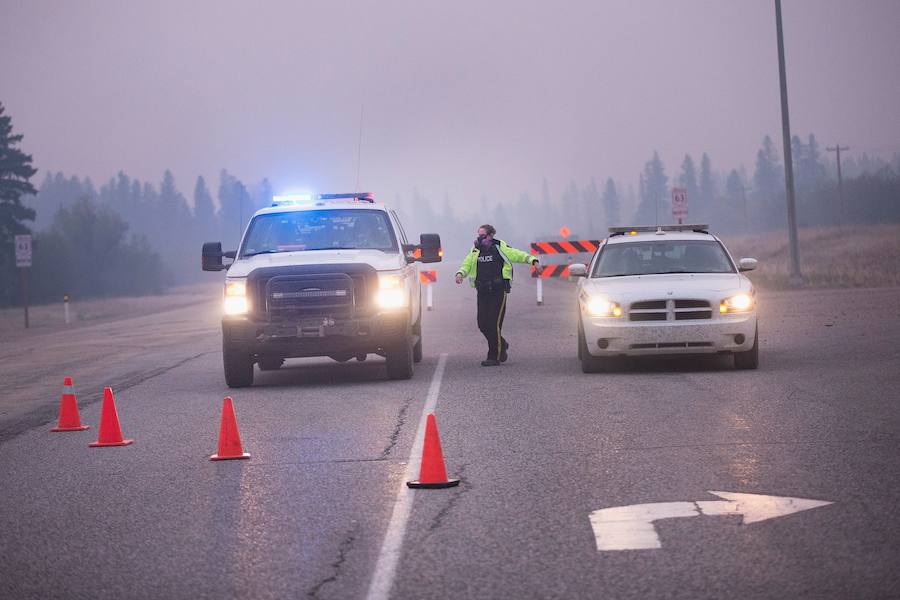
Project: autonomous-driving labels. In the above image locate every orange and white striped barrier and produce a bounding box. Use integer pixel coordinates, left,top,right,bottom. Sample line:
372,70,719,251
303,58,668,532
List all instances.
419,270,437,311
530,239,604,305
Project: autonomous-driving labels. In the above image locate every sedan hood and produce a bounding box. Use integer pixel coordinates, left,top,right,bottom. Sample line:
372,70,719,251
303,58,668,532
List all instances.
582,273,750,299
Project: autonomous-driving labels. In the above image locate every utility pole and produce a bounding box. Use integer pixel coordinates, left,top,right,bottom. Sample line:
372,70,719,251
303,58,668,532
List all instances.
826,144,850,226
775,0,802,285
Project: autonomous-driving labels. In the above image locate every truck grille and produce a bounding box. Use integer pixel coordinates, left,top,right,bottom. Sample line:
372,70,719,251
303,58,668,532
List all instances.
629,299,712,321
245,264,377,321
265,274,355,315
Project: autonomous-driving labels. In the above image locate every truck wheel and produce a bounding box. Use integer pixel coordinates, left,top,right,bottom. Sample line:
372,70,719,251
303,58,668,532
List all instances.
579,321,607,374
734,325,759,370
258,358,284,371
413,335,423,363
412,309,423,363
386,340,414,380
223,344,254,388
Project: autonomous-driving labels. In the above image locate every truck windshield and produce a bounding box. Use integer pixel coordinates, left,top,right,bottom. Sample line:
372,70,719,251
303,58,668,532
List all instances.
592,240,735,277
241,209,398,257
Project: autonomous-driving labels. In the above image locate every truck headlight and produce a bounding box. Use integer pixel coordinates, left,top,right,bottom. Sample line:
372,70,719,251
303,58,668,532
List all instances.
582,293,622,317
377,271,408,309
224,278,249,315
720,293,754,313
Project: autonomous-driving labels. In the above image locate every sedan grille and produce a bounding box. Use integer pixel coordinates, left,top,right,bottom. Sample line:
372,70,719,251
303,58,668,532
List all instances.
628,299,712,321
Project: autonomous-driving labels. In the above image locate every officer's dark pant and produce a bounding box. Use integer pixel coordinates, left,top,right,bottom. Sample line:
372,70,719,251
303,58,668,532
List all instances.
476,286,508,360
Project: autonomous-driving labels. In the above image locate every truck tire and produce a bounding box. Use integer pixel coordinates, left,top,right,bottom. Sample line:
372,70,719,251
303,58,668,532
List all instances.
386,340,414,380
734,325,759,370
223,343,254,388
413,336,423,363
412,308,423,363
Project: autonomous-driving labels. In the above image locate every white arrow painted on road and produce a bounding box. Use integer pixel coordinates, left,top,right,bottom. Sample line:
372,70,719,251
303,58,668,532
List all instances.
589,491,833,551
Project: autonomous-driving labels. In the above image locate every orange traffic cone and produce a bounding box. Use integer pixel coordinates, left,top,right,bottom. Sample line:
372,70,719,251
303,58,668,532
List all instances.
407,413,459,488
89,387,134,447
210,397,250,461
51,377,90,432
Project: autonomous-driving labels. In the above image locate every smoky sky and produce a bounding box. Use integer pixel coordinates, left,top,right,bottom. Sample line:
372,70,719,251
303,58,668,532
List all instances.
2,0,898,211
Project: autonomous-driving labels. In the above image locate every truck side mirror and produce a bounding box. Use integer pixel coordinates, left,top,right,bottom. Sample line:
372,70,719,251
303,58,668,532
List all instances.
202,242,228,271
419,233,442,264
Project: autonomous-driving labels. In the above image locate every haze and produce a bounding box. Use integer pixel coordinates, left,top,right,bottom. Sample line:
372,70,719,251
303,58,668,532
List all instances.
2,0,899,210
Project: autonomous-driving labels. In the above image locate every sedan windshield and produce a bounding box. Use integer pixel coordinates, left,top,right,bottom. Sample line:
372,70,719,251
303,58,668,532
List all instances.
592,240,735,277
241,209,397,257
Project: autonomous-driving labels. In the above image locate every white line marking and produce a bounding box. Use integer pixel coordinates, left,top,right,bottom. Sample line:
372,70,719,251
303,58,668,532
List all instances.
365,352,448,600
589,491,833,551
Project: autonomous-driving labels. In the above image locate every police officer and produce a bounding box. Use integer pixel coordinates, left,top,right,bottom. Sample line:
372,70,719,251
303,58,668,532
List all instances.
454,224,541,366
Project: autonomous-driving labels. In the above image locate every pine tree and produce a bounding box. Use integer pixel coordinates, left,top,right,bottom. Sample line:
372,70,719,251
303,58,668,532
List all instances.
634,152,667,225
698,153,715,223
679,154,699,217
193,175,217,242
0,102,38,305
725,169,747,231
255,177,273,212
753,135,784,229
602,178,621,229
581,178,601,236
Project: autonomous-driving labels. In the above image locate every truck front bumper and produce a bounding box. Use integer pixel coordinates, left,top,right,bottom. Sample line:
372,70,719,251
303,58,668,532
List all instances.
223,310,411,358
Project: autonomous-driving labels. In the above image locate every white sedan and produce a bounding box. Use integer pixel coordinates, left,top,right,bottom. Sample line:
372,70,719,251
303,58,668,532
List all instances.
571,225,758,372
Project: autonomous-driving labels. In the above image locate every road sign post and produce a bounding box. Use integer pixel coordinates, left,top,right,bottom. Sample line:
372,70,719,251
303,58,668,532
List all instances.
671,188,688,224
15,235,32,329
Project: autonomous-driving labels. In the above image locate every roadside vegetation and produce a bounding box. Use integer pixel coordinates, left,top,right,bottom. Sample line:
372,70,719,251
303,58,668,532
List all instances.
3,99,899,309
722,224,900,289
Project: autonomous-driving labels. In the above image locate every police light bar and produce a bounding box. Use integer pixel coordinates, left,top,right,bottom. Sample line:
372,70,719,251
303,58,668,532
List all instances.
272,193,314,206
608,224,709,235
318,192,374,203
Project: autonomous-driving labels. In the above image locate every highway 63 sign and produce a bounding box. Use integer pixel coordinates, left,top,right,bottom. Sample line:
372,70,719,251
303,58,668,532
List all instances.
15,234,32,268
672,187,688,221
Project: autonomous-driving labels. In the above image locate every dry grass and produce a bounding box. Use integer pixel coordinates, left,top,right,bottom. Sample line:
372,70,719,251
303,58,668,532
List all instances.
0,281,220,341
720,224,900,289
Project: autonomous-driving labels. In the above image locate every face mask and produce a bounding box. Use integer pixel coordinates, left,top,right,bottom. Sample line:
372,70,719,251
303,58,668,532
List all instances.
475,234,491,249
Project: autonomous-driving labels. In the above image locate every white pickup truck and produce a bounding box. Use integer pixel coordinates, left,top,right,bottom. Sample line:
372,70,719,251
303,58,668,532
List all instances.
202,193,442,387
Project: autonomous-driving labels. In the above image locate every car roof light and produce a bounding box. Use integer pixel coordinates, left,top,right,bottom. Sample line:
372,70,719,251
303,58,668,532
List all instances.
608,224,709,237
318,192,375,203
272,193,314,206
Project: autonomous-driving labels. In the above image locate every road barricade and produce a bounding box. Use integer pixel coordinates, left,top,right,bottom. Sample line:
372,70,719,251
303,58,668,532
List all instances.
419,270,437,311
530,239,603,305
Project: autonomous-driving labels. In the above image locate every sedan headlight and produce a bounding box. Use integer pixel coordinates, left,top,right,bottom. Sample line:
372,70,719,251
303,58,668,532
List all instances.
720,293,754,314
224,278,249,315
582,293,622,317
377,271,408,309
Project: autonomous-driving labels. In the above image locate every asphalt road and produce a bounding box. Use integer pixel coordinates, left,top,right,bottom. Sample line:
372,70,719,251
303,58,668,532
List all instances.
1,274,899,600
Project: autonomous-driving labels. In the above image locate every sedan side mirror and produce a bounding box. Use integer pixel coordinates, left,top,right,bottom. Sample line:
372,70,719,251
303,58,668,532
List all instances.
568,263,588,277
738,258,758,272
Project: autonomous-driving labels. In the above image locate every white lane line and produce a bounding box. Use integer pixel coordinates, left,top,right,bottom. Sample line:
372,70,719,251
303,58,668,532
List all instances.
365,352,448,600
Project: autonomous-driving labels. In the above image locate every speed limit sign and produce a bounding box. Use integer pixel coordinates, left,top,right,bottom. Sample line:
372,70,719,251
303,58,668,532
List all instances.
15,234,32,268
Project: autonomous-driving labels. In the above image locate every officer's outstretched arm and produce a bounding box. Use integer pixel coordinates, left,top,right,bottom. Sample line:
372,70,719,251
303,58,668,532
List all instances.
502,242,539,265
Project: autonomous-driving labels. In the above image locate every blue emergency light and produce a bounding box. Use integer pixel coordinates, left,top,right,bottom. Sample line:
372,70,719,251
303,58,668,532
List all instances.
272,193,314,206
